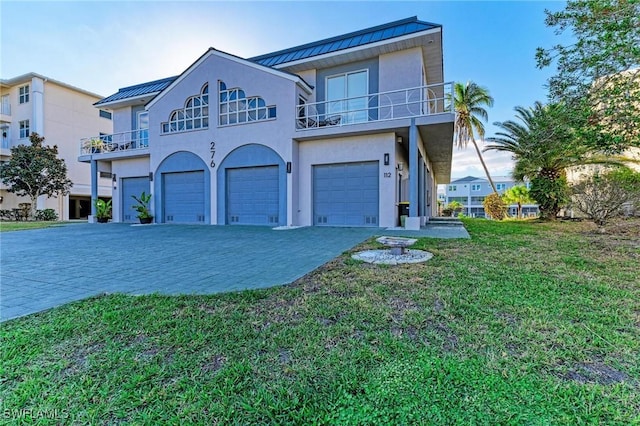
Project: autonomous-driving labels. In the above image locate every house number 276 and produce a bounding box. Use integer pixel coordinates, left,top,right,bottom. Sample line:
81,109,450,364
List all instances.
210,141,216,168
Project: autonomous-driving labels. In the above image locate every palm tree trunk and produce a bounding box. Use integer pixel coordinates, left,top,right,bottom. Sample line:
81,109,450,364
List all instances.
471,137,498,193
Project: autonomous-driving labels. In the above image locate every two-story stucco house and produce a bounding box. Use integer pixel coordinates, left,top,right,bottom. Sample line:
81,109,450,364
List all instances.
79,17,454,229
1,73,113,220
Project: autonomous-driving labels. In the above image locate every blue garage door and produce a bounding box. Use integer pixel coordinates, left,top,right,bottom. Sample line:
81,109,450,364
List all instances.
314,161,379,226
162,171,205,223
121,176,150,223
227,166,279,225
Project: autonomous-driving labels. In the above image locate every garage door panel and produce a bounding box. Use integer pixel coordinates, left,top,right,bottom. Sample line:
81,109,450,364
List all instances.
313,161,379,227
227,166,279,225
163,171,205,223
121,177,150,223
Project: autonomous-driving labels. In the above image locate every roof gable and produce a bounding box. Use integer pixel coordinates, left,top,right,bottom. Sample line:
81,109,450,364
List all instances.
249,16,440,68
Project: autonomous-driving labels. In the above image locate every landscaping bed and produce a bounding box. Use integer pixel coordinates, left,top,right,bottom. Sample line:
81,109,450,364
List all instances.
2,219,638,424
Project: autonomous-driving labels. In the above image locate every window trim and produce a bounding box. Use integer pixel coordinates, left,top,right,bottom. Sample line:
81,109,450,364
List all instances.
19,85,30,104
161,83,209,134
19,120,30,139
471,184,481,191
218,80,276,127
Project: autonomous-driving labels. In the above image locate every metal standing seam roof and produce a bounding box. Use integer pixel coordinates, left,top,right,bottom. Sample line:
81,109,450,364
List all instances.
249,16,441,67
94,76,178,106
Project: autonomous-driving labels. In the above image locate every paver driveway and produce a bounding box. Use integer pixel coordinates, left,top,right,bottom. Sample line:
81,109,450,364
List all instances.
1,223,378,321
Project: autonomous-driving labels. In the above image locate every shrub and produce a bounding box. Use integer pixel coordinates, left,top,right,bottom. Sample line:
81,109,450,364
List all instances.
530,175,569,220
34,208,58,221
483,192,507,220
571,168,640,226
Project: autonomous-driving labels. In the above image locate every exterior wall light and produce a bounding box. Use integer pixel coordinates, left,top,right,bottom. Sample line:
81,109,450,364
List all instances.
384,153,390,166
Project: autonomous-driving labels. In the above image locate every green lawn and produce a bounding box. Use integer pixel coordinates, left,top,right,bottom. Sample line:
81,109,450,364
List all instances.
0,221,66,232
2,219,639,424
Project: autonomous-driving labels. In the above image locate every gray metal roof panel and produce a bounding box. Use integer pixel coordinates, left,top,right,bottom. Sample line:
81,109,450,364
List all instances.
95,76,178,106
249,16,440,67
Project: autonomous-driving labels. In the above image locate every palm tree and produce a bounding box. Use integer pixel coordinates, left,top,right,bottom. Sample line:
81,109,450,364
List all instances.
485,101,629,219
452,81,497,193
502,185,534,219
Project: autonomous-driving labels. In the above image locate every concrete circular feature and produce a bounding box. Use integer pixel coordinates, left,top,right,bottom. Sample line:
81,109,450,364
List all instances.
351,249,433,265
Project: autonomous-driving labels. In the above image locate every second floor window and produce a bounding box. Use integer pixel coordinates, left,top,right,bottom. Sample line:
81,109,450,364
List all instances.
448,185,457,191
161,84,209,134
219,81,276,126
497,183,507,191
471,184,481,191
326,70,368,124
19,120,30,138
19,85,29,104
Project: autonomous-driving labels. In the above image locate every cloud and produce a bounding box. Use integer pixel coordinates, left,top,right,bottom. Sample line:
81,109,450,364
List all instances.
450,140,514,179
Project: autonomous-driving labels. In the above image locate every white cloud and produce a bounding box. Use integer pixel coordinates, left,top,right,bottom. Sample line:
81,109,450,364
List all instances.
450,140,514,180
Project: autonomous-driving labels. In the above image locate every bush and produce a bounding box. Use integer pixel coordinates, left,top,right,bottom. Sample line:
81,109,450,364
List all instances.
483,192,507,220
571,168,640,226
530,175,569,220
34,209,58,221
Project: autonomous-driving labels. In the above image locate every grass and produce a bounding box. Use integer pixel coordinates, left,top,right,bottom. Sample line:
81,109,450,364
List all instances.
0,221,66,232
2,219,639,424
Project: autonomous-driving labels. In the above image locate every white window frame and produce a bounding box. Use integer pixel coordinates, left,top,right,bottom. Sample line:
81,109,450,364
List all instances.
218,81,275,127
162,84,209,134
471,184,481,191
325,69,369,124
448,185,457,191
19,120,30,138
496,183,507,191
19,85,29,104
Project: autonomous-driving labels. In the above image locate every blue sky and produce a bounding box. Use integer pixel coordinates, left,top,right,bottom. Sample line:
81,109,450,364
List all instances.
1,1,567,179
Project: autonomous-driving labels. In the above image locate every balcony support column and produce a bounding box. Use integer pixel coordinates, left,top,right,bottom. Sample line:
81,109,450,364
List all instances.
90,159,98,223
406,118,420,230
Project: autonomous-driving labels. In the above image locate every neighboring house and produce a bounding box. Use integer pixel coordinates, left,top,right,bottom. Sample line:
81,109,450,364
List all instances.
1,73,113,220
442,176,539,218
79,17,455,229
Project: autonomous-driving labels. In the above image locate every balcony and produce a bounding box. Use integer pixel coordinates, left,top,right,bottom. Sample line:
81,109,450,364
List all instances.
296,82,453,130
80,130,148,156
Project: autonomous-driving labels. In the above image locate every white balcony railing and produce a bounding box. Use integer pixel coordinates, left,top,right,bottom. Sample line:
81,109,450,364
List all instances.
296,82,453,130
80,130,148,155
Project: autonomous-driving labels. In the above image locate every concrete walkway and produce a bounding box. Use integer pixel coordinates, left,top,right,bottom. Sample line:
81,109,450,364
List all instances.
1,222,469,322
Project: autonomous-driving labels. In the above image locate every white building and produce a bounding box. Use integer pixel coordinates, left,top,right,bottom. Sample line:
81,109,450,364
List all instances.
79,17,455,229
1,73,113,219
441,175,539,218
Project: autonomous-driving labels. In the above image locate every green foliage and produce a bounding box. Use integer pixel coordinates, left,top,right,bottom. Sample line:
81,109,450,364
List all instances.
502,185,534,218
530,174,570,220
131,191,153,219
536,0,640,152
571,168,640,226
94,199,112,220
482,192,507,220
443,201,463,217
34,209,58,221
0,133,72,218
452,81,498,192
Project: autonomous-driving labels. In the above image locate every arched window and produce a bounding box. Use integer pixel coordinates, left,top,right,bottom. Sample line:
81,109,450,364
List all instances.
161,84,209,133
218,80,276,126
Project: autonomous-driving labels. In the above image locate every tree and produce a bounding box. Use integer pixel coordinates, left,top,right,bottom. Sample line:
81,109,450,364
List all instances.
570,168,640,227
0,133,72,218
502,185,534,219
536,0,640,153
452,81,498,193
485,102,627,219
